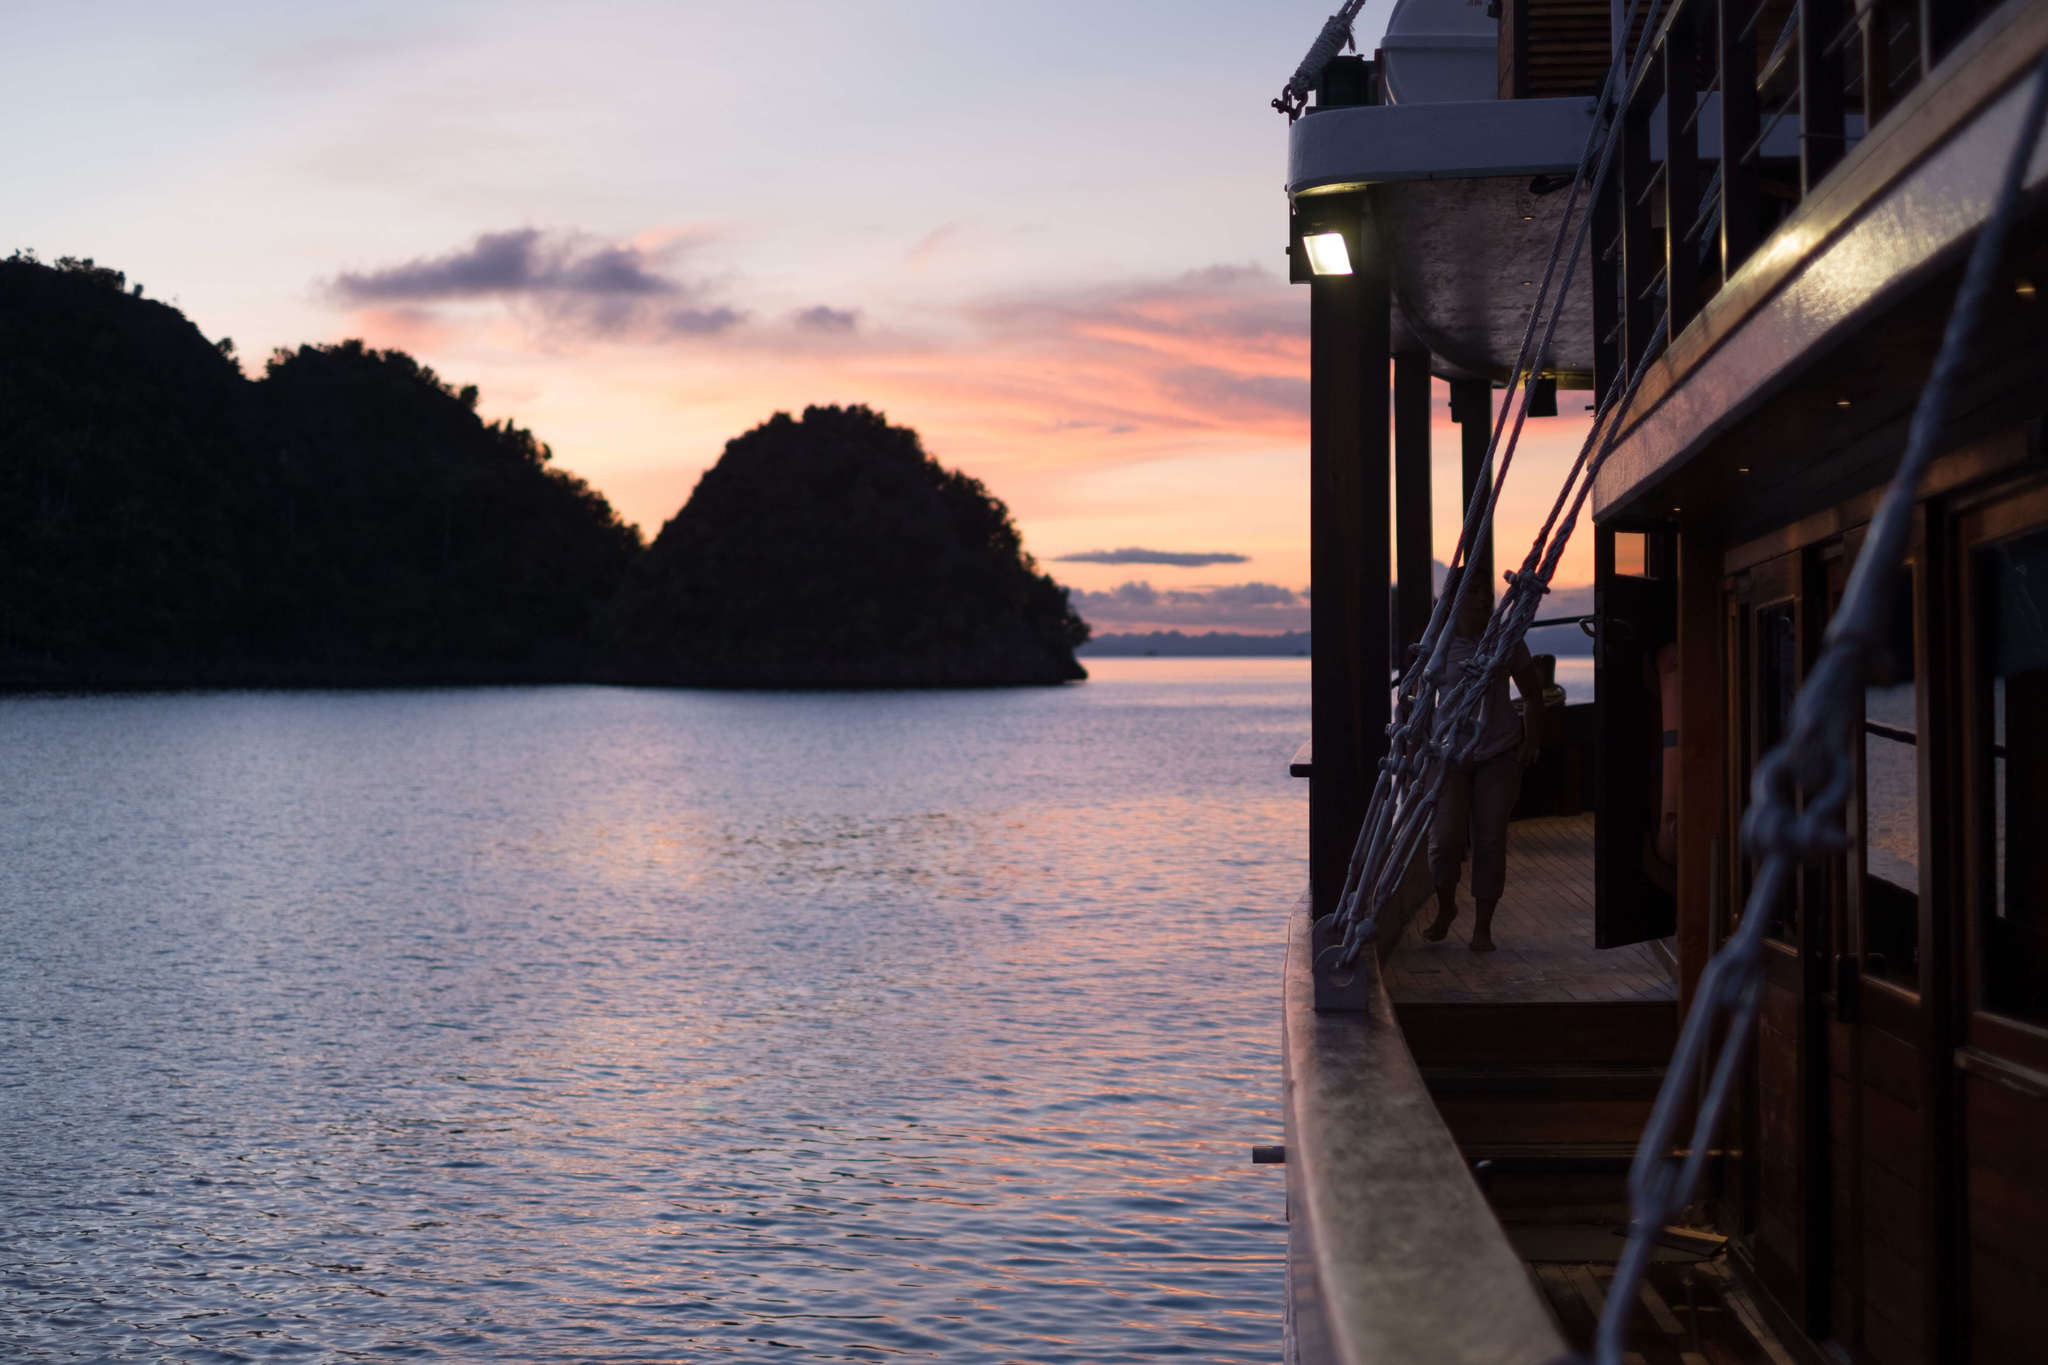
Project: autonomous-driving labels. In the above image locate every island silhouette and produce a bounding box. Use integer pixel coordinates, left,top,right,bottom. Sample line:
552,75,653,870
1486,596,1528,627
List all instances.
0,253,1087,689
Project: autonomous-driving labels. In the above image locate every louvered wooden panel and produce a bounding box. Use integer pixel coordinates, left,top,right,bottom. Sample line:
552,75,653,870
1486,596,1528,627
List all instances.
1500,0,1652,100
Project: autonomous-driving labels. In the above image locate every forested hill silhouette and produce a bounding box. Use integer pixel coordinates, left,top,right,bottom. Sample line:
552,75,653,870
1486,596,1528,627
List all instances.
0,253,638,686
612,405,1089,686
1,255,1086,689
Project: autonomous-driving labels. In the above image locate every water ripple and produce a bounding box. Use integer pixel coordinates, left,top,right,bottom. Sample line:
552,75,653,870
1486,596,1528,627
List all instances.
0,661,1306,1362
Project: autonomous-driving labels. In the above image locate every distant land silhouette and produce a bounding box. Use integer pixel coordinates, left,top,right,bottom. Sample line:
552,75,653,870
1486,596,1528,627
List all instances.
612,405,1088,687
0,254,1086,689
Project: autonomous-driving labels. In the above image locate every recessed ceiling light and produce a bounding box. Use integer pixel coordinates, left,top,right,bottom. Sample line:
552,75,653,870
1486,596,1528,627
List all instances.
1521,214,1534,222
1836,398,1852,408
1738,466,1751,473
2019,279,2038,300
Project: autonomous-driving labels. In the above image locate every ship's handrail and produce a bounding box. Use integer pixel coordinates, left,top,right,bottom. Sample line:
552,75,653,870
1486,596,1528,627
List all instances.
1279,906,1567,1365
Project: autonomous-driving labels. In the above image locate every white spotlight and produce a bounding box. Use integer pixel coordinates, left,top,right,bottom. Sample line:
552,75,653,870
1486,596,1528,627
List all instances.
1302,231,1352,276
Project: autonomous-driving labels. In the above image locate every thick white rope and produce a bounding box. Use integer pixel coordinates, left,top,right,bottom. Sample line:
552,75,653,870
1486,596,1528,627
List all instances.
1274,2,1370,119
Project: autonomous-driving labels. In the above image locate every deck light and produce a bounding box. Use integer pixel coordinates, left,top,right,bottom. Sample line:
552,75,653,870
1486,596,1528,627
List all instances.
1302,232,1352,276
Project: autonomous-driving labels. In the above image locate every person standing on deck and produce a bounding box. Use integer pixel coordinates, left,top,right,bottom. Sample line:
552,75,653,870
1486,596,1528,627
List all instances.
1421,570,1546,952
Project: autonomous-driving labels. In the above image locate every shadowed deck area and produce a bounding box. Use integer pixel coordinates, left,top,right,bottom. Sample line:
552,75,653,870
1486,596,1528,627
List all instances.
1383,813,1674,1005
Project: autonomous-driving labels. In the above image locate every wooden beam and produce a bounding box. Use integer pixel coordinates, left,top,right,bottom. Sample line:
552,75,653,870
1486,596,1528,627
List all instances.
1675,527,1724,1019
1720,0,1764,279
1664,8,1702,334
1450,378,1496,595
1799,0,1848,193
1309,193,1392,918
1394,349,1434,656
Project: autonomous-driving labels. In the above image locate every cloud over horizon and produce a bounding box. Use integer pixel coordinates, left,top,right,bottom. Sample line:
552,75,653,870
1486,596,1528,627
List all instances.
792,304,859,333
331,228,744,337
1054,547,1249,567
1070,579,1309,633
334,229,685,303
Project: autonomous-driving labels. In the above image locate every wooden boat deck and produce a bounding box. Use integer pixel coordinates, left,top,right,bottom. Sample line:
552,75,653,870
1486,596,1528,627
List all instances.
1522,1242,1800,1365
1383,813,1676,1006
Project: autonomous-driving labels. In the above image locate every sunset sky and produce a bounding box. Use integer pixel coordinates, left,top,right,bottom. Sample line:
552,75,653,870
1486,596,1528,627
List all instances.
7,0,1598,634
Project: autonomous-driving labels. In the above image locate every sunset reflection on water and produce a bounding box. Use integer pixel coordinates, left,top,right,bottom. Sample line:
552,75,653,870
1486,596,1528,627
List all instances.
0,659,1307,1362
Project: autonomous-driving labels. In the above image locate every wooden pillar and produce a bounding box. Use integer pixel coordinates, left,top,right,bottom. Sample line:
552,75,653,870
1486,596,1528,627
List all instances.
1674,528,1724,1019
1620,80,1659,370
1309,194,1392,919
1798,0,1847,194
1394,350,1434,658
1719,0,1762,282
1663,9,1701,336
1449,378,1495,595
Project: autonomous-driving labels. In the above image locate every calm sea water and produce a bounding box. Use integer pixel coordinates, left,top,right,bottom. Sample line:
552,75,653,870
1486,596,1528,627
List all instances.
0,660,1309,1363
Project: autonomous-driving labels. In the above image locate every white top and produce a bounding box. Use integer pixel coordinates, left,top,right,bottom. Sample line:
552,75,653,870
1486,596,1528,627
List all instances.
1441,633,1533,762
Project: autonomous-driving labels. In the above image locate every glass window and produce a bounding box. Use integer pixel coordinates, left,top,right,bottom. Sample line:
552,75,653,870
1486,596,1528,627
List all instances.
1978,528,2048,1025
1862,577,1918,987
1614,531,1647,577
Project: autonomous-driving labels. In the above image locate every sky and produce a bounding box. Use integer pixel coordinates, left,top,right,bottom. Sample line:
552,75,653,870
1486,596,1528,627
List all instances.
4,0,1598,634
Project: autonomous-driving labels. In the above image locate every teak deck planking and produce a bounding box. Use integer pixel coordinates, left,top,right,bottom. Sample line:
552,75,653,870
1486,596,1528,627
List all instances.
1382,813,1676,1006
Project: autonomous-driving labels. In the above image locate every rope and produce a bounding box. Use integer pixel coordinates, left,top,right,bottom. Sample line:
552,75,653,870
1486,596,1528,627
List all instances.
1273,2,1368,120
1321,0,1671,968
1588,48,2048,1365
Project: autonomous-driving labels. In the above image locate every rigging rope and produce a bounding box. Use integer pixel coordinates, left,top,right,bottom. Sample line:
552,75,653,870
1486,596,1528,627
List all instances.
1321,0,1670,968
1588,48,2048,1365
1273,2,1368,120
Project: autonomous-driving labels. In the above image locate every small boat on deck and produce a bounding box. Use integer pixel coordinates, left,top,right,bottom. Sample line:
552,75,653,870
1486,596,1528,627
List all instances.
1270,2,2048,1361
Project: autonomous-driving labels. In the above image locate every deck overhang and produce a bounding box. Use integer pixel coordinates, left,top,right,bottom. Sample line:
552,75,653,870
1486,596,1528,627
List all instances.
1287,97,1596,193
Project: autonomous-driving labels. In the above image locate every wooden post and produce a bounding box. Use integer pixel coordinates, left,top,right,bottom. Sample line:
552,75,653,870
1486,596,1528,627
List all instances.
1663,9,1701,336
1394,350,1434,658
1675,528,1724,1018
1798,0,1847,193
1309,193,1392,920
1449,378,1495,595
1620,81,1659,371
1720,0,1762,281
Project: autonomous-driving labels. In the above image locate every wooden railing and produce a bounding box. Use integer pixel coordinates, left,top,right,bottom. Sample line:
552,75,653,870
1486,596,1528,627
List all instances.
1279,904,1567,1365
1588,0,2005,395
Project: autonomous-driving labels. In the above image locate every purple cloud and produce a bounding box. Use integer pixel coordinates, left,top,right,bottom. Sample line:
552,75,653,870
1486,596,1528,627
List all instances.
1070,580,1309,631
1054,548,1250,567
666,306,746,335
793,305,859,333
333,229,681,302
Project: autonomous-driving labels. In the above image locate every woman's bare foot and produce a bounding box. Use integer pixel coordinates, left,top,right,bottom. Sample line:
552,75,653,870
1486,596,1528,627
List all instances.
1469,899,1498,952
1423,892,1458,942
